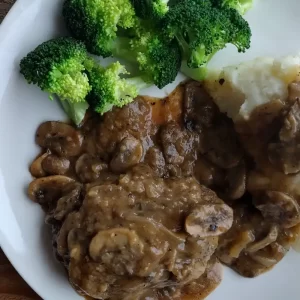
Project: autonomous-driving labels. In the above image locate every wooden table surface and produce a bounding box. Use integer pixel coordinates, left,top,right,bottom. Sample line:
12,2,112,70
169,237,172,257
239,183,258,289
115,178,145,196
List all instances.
1,3,41,300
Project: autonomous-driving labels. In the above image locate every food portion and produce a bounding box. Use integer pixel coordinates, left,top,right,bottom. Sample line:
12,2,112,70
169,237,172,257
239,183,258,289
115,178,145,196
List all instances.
205,54,300,261
28,82,240,299
27,72,300,298
20,0,253,125
20,37,149,125
205,54,300,120
19,0,300,298
62,0,252,81
163,0,252,79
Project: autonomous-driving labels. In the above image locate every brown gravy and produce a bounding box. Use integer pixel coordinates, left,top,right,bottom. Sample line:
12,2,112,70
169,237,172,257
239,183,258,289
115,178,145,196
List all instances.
27,81,300,299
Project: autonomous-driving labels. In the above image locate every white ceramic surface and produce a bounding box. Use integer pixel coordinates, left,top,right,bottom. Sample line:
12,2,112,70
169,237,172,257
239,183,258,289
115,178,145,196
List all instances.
0,0,299,300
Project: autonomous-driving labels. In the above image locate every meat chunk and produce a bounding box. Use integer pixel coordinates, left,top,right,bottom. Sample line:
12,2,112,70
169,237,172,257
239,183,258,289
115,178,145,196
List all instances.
160,122,199,176
75,154,108,183
58,166,233,299
184,81,218,131
183,81,243,169
268,100,300,174
200,118,243,169
96,98,157,157
110,137,143,174
144,146,166,177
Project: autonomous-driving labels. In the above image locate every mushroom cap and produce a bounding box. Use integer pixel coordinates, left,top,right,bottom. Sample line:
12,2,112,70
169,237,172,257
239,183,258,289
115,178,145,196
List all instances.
185,204,233,238
36,121,83,157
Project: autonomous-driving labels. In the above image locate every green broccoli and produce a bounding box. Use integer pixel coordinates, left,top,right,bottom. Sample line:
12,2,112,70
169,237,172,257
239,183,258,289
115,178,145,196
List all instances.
20,37,148,124
130,0,170,20
112,22,182,89
212,0,253,15
87,61,149,114
63,0,136,57
163,0,251,72
20,37,91,125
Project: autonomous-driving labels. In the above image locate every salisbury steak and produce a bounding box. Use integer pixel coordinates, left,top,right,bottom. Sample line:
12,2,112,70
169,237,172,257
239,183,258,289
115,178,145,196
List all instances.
30,165,233,299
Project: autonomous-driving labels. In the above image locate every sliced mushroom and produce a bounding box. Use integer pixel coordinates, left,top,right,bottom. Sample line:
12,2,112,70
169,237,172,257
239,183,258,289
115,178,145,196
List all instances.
110,137,143,174
36,121,83,157
42,154,70,175
254,191,300,228
246,226,278,253
29,152,49,178
89,228,145,276
56,211,81,256
75,154,108,183
225,162,246,200
28,175,75,211
185,204,233,238
53,182,83,221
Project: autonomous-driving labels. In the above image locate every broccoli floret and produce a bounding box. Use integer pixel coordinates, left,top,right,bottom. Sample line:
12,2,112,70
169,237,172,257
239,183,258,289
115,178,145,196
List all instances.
164,0,251,69
113,23,181,89
63,0,136,57
20,37,91,102
130,0,169,20
87,61,149,114
20,37,91,125
212,0,253,15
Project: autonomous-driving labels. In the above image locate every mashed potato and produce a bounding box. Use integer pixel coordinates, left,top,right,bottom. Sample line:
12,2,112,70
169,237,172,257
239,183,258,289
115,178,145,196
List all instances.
205,54,300,120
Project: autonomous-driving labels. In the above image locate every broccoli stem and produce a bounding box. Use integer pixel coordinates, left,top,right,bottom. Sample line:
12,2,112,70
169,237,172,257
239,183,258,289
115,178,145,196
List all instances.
125,76,152,90
59,98,89,126
180,60,207,81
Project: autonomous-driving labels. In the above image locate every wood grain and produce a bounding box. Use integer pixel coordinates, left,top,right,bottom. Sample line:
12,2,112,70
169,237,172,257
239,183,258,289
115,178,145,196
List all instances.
0,250,40,300
0,3,41,300
0,0,15,23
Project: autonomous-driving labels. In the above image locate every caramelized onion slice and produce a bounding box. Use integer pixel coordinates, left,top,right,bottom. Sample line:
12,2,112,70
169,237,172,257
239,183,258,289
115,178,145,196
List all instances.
246,226,278,253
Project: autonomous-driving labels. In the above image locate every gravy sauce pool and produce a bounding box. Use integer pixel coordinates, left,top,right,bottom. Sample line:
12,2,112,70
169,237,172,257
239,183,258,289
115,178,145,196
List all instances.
28,81,300,299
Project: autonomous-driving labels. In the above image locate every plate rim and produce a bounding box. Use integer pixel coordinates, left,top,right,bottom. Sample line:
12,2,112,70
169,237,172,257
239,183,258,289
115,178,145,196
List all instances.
0,2,49,299
0,1,300,300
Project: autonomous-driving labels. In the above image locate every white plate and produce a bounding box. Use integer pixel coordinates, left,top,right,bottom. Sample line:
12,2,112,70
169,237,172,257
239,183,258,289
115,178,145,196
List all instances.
0,0,299,299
